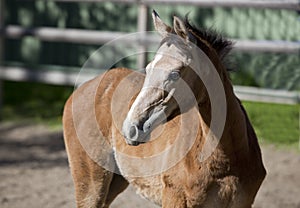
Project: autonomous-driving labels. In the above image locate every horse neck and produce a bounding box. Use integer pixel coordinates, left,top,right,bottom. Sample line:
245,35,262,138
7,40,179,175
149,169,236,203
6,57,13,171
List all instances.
197,56,250,159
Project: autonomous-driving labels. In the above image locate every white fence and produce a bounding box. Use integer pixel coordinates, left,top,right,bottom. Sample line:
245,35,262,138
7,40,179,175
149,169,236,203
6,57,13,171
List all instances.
0,0,299,105
2,25,300,54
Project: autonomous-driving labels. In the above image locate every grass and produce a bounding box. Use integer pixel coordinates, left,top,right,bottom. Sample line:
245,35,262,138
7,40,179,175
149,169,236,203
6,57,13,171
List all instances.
242,101,299,148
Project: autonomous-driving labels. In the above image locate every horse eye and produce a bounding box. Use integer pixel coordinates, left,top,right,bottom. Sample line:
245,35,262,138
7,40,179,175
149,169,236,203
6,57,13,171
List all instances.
169,71,180,81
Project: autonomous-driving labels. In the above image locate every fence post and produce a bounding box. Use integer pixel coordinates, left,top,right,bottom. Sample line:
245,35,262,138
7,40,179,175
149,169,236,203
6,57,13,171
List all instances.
136,4,149,70
0,0,5,120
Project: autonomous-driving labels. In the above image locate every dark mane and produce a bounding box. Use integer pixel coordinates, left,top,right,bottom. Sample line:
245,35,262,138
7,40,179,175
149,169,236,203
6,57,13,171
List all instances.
184,17,233,62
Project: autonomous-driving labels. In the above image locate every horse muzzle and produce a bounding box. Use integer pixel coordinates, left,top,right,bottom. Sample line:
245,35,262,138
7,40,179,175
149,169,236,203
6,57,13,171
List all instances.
122,107,167,146
122,119,150,146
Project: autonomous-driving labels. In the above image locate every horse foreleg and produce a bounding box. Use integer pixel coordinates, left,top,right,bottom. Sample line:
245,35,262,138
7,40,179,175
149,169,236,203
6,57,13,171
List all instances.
64,132,115,208
64,125,130,208
63,97,129,207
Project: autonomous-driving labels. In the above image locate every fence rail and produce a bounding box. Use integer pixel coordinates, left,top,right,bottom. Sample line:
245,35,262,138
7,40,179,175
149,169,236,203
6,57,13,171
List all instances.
234,86,300,104
2,25,300,53
0,0,299,105
0,66,98,86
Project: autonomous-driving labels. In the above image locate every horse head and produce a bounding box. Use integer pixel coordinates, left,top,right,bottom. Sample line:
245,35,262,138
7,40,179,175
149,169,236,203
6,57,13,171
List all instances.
122,10,229,146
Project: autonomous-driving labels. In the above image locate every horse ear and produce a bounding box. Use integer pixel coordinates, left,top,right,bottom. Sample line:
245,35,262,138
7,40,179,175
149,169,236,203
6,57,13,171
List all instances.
173,16,188,39
152,10,172,37
173,16,197,44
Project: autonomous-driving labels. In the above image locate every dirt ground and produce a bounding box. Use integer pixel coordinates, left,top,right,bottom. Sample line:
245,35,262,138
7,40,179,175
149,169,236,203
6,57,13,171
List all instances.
0,123,299,208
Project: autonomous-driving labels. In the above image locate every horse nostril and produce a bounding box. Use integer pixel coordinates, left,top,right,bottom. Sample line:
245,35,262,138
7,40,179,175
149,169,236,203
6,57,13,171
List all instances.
129,125,138,139
143,122,151,132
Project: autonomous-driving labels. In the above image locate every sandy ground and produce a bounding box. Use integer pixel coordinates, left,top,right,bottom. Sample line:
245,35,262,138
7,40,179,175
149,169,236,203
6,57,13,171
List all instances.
0,123,299,208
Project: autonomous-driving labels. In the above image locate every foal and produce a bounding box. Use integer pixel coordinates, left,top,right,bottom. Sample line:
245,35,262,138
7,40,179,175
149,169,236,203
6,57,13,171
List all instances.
63,11,266,208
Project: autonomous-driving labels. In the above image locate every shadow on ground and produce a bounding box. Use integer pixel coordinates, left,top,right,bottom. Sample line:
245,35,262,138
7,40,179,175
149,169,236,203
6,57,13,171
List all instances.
0,122,67,168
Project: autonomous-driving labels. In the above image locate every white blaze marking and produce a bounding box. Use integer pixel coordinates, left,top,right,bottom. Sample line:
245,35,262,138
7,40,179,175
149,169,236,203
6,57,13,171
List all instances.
150,54,163,70
126,54,164,122
126,88,145,121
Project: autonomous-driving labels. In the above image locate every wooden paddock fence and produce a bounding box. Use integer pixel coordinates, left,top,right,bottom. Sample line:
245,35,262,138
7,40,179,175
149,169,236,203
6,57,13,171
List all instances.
0,0,299,106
